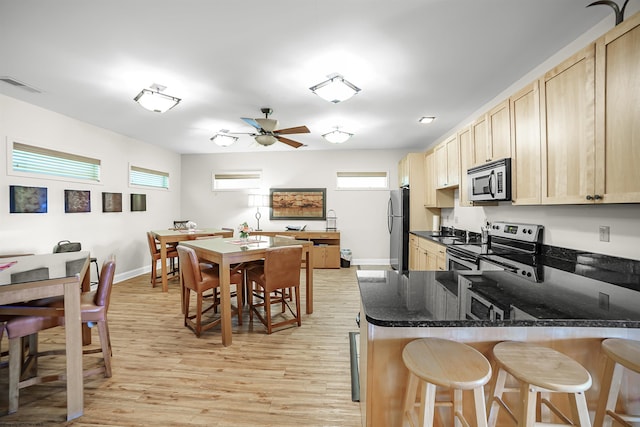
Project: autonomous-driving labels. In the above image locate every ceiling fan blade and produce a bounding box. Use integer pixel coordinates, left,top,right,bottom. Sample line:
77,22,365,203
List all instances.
276,136,305,148
275,125,310,135
241,117,262,130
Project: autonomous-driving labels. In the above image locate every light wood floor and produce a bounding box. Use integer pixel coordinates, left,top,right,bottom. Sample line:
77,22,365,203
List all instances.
0,266,365,426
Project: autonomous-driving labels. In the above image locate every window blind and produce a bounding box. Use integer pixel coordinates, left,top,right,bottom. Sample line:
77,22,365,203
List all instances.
12,142,101,181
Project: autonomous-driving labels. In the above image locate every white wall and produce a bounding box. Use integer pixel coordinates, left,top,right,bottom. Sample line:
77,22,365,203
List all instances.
0,94,182,281
180,149,406,265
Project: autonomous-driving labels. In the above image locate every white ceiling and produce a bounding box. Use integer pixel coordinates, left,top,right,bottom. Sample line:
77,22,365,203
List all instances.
0,1,612,154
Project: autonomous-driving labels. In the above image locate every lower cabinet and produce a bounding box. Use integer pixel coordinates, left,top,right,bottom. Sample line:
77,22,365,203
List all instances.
409,236,447,271
252,231,341,269
312,245,340,269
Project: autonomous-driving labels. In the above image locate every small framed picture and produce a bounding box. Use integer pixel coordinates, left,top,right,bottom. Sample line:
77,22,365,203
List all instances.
64,189,91,213
102,192,122,212
9,185,48,213
130,193,146,212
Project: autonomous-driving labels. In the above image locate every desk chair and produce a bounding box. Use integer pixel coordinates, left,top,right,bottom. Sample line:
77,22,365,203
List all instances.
247,245,303,334
177,246,243,337
146,232,179,287
52,240,100,284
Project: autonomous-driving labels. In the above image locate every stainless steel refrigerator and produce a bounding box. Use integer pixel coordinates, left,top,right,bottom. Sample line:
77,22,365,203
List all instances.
388,187,409,272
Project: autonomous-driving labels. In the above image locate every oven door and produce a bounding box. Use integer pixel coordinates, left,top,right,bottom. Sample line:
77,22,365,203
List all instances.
466,290,505,321
446,248,478,271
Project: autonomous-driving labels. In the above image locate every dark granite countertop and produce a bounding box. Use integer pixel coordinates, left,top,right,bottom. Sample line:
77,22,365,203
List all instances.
357,266,640,328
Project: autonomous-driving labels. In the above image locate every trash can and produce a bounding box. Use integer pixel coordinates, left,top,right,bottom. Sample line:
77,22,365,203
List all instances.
340,249,352,268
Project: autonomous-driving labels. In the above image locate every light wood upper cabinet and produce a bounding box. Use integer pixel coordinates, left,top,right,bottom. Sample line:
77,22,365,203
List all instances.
594,12,640,203
399,153,430,230
488,100,512,161
434,135,459,189
471,100,511,167
424,151,454,209
540,44,596,204
510,81,542,205
471,115,488,167
458,126,474,207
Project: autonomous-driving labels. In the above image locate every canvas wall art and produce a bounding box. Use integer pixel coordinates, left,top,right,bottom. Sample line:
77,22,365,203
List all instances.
102,192,122,212
270,188,326,220
9,185,48,213
64,189,91,213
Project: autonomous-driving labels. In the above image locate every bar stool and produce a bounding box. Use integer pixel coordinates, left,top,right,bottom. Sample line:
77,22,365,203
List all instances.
402,337,492,427
593,338,640,427
487,341,592,427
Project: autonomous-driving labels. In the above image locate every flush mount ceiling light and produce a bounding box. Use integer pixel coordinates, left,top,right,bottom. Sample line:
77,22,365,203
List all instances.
210,130,238,147
309,73,361,103
322,128,354,144
133,83,181,113
419,116,436,124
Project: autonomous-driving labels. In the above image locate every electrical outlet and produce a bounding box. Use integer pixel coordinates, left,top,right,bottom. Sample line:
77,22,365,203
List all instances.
599,226,610,242
598,292,610,310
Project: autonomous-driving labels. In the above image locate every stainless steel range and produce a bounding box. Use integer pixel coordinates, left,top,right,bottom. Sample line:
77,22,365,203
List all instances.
453,222,545,321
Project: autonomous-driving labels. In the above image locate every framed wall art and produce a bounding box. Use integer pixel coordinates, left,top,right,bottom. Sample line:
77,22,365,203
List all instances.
270,188,326,220
102,192,122,213
9,185,48,213
64,189,91,213
130,193,147,212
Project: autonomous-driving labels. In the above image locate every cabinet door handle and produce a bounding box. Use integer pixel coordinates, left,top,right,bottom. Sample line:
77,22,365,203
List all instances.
594,194,602,200
586,195,594,200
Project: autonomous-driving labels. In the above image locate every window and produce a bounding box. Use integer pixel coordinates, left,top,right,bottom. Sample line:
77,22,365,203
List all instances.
129,165,169,189
11,142,101,181
213,171,261,190
336,171,388,190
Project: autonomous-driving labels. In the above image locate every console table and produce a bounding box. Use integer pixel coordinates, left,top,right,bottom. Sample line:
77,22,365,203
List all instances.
251,230,341,268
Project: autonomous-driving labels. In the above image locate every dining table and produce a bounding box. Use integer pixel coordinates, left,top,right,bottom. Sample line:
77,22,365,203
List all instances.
150,228,234,292
0,251,90,421
180,236,314,346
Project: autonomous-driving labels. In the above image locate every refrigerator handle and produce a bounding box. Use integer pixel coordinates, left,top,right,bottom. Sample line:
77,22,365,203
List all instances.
387,198,393,233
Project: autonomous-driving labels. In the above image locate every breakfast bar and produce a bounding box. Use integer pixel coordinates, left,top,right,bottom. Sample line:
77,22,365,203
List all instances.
357,258,640,426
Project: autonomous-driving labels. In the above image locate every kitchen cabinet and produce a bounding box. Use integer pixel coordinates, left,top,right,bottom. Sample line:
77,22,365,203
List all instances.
398,153,430,230
510,81,542,205
540,44,596,204
458,126,474,207
471,100,511,167
409,236,446,271
424,151,454,208
435,135,459,189
593,13,640,203
409,235,420,270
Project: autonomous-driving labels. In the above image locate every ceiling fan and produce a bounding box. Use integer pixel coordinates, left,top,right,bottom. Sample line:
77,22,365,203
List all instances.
234,108,310,148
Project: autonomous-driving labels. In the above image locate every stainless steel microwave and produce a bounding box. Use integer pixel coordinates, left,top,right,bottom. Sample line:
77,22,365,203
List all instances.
467,158,512,202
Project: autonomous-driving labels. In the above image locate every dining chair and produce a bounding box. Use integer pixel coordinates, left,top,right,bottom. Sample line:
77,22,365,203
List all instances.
247,245,303,334
4,257,117,413
52,240,100,284
176,245,244,337
146,231,179,287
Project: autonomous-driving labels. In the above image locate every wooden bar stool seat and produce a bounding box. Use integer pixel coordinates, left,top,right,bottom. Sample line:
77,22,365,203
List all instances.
593,338,640,427
402,337,492,427
488,341,592,427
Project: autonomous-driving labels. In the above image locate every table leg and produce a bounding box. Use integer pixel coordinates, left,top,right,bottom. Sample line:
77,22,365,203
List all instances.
220,260,232,346
160,239,168,292
305,248,313,314
63,281,84,420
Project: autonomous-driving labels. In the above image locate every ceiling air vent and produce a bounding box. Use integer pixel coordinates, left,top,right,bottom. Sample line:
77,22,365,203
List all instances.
0,76,42,93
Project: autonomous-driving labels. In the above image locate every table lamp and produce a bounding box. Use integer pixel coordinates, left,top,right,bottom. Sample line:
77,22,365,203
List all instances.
248,194,270,231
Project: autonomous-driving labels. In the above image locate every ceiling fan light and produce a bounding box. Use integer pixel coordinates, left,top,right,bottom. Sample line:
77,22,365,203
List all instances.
310,74,361,104
133,84,181,113
419,116,436,124
255,134,277,146
210,133,238,147
322,129,353,144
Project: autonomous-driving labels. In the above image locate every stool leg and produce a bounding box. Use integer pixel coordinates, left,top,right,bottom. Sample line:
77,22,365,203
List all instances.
403,372,419,427
520,383,537,427
474,386,489,427
488,367,508,427
594,358,623,427
420,381,437,427
568,391,591,427
453,388,463,427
